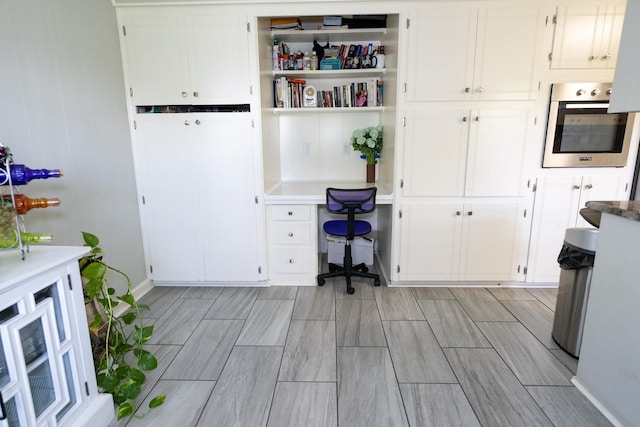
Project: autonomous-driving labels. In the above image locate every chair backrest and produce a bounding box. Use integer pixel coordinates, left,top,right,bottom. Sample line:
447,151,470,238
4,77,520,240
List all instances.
326,187,377,215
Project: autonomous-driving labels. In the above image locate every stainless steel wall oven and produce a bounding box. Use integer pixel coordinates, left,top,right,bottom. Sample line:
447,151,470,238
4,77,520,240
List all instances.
543,82,633,168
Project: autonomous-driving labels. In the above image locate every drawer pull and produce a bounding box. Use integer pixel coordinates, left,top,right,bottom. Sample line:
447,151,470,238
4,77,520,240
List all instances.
288,232,294,237
288,211,293,216
289,259,294,263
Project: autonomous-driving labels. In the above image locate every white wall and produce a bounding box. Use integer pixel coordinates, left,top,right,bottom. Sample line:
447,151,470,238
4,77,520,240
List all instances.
0,0,146,293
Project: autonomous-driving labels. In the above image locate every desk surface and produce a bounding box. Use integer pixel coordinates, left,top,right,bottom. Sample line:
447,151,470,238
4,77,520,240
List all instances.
264,181,393,204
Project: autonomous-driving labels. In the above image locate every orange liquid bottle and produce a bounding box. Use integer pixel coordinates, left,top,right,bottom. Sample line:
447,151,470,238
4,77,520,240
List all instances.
2,194,61,214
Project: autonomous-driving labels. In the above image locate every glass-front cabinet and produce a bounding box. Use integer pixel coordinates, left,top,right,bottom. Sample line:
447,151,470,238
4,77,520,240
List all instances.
0,247,113,427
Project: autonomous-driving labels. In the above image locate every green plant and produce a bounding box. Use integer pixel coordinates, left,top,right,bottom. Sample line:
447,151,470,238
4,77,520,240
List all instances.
79,231,165,419
351,125,383,165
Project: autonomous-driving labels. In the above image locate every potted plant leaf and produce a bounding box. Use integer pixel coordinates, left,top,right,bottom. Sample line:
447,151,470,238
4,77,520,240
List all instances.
79,231,165,420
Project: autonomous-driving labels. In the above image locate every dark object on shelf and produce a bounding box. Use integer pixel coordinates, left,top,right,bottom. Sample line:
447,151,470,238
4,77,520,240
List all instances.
317,187,380,294
342,15,387,29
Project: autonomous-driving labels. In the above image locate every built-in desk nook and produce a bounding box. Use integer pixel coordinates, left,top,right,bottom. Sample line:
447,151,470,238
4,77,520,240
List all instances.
264,181,393,285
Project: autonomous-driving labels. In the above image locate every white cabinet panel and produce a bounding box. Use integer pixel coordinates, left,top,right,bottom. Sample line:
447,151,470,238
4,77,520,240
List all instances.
465,107,529,197
401,107,468,196
120,10,250,105
398,200,528,282
402,105,530,198
398,202,463,281
406,5,542,102
133,113,259,282
459,200,528,281
551,4,624,69
527,175,628,282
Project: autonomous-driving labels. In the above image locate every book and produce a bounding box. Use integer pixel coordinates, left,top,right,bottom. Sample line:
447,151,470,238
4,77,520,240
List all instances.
271,17,302,29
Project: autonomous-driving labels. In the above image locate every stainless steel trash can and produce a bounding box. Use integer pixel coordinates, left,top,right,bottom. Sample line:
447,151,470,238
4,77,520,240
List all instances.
552,227,599,357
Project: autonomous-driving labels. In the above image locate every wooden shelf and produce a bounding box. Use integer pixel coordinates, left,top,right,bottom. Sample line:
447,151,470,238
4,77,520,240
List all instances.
268,106,384,114
271,28,387,43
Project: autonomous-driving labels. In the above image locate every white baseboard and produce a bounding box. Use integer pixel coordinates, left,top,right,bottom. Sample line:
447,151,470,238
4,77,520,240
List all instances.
571,376,623,427
68,393,114,427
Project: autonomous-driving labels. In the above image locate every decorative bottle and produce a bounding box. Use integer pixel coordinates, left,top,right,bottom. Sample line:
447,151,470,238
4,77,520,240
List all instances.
2,194,61,215
0,231,53,248
1,164,62,186
375,46,385,69
311,50,318,70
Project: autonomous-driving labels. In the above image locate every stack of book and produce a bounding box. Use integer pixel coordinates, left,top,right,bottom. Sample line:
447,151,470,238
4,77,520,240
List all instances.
274,77,383,109
271,17,302,30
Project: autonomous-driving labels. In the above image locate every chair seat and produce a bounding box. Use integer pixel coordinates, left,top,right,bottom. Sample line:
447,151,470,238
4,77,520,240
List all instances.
324,219,372,237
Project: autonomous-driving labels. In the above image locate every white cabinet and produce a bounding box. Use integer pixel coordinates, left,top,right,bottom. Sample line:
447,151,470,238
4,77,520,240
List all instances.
397,200,529,282
0,247,113,427
132,113,261,283
405,5,543,101
527,175,629,283
550,4,624,69
266,205,318,285
119,9,251,105
401,105,530,197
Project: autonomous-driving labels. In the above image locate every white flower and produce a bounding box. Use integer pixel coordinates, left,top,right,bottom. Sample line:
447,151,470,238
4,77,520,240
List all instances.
366,139,375,148
357,136,366,144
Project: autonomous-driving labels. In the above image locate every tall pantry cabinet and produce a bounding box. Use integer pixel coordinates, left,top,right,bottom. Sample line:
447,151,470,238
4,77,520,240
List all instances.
116,6,264,283
393,4,545,283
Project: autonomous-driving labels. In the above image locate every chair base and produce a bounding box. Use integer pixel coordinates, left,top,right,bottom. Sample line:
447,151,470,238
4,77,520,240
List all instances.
317,245,380,294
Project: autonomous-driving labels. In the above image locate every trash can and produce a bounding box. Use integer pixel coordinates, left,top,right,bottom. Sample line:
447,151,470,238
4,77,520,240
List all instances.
552,227,599,357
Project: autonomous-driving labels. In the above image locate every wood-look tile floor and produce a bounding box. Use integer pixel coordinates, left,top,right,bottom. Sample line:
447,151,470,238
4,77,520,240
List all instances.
110,271,612,427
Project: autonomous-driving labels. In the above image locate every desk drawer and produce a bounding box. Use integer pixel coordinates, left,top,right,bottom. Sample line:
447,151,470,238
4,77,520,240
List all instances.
269,205,311,221
270,222,312,245
270,247,313,274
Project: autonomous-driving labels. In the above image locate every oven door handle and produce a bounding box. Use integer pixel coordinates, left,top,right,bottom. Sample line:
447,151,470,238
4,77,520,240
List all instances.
565,103,610,109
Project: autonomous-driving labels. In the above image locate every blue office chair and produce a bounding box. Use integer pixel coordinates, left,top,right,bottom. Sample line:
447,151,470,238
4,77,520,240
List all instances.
317,187,381,294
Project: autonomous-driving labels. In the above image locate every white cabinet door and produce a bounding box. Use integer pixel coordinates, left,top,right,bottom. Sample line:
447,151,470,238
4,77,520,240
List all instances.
465,107,530,197
398,202,463,281
527,175,629,283
121,10,250,105
473,7,542,101
609,0,640,112
188,15,251,105
122,15,191,106
405,6,541,101
198,113,260,282
405,6,476,102
132,115,206,282
401,106,468,196
459,200,528,281
133,114,260,282
551,4,624,69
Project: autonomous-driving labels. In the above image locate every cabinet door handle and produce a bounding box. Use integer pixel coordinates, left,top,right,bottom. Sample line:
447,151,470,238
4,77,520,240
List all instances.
602,54,611,60
474,116,479,122
195,120,201,125
462,117,468,122
464,87,471,93
193,91,199,97
590,54,599,60
181,91,188,97
288,211,293,216
467,211,473,216
289,259,295,263
456,211,462,216
573,184,581,189
585,184,593,189
184,120,190,126
476,86,484,93
288,232,294,237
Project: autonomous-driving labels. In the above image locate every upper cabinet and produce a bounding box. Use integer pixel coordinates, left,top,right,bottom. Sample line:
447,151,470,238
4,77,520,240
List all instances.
550,3,624,69
401,104,531,197
405,6,543,102
118,9,251,105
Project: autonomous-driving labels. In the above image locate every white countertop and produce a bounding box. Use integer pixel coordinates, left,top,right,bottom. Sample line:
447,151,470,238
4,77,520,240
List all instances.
264,181,393,204
0,245,89,294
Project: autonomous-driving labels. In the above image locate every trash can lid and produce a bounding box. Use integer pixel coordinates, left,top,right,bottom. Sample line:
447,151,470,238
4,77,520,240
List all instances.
564,227,599,252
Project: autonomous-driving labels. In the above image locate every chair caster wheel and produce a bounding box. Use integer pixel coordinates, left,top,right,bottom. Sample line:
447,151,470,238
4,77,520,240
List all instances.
347,287,355,295
361,266,369,273
374,279,381,287
318,278,325,286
